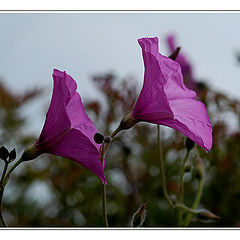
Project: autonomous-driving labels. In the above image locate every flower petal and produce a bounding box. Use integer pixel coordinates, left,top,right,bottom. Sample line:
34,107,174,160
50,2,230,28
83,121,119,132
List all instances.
133,38,174,120
66,91,100,151
133,37,212,151
157,98,212,151
47,128,106,184
37,70,72,147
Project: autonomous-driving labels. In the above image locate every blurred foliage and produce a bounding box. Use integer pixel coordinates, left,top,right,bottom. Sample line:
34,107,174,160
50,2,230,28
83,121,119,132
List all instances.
1,55,240,227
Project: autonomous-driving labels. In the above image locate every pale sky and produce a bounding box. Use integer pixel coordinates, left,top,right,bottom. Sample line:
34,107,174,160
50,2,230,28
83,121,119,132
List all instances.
0,13,240,135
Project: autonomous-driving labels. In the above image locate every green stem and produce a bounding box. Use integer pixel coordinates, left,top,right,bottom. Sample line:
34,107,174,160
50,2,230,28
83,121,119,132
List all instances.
177,150,190,226
0,157,24,227
157,125,174,208
0,161,9,227
183,177,204,226
175,203,199,215
2,157,23,187
178,151,190,203
101,183,108,227
111,126,121,139
100,143,109,227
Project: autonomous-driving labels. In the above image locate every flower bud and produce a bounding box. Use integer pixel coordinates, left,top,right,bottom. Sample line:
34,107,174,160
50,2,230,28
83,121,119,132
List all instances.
94,132,104,144
104,136,112,144
8,148,16,162
119,112,138,131
197,210,220,221
185,137,195,151
0,146,9,161
131,203,147,227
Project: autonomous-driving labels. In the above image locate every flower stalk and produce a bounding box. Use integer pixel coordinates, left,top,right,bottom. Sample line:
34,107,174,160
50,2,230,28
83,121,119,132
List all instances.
183,171,204,226
0,160,9,227
0,156,24,227
100,142,109,227
101,182,108,227
157,125,174,208
177,150,190,226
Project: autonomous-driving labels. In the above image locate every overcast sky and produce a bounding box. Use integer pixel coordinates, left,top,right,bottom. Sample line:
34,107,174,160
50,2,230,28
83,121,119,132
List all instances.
0,13,240,135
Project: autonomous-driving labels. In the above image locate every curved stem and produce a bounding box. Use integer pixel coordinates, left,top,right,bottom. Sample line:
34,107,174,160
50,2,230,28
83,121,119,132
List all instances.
99,127,123,227
178,151,190,204
3,157,23,187
157,125,174,208
0,157,24,227
100,143,109,227
0,161,9,227
175,203,199,215
183,177,204,226
111,126,121,139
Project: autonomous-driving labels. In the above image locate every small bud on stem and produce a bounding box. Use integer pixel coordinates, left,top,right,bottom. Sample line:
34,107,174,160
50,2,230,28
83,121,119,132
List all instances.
0,146,9,161
8,149,16,162
185,137,195,151
104,136,112,144
94,133,104,144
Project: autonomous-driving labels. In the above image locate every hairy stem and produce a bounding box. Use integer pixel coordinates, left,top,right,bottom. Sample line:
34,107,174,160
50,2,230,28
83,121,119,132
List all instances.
157,125,174,208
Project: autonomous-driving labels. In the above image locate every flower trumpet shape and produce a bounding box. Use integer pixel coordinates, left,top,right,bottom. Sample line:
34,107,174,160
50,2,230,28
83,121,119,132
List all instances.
120,37,212,152
25,69,106,184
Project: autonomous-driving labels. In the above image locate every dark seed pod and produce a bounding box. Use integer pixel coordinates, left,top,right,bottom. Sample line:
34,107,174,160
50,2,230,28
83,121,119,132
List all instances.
0,146,9,161
8,148,16,162
94,133,104,144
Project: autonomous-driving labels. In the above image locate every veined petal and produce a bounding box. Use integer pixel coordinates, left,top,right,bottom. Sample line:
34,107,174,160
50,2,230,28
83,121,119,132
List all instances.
36,69,106,182
160,56,196,100
133,37,212,151
66,92,100,151
37,70,71,146
133,41,174,120
156,99,212,151
47,128,106,184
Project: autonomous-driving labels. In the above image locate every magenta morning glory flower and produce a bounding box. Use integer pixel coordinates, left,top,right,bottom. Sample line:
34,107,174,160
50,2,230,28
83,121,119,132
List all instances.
25,69,106,184
166,35,197,91
118,37,212,152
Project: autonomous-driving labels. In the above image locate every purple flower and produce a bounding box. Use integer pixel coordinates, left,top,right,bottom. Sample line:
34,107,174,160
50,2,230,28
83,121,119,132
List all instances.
30,69,106,184
120,37,212,152
166,35,197,91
